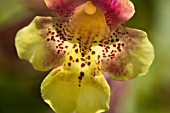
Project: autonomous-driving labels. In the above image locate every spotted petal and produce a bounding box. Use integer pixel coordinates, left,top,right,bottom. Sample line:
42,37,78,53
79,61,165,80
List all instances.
41,55,110,113
15,16,74,71
92,26,154,80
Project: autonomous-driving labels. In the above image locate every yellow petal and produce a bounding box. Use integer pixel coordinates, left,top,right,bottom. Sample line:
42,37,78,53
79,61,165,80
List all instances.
15,16,73,71
41,47,110,113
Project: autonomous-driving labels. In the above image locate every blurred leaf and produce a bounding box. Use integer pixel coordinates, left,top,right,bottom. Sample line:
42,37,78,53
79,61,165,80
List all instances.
0,0,33,29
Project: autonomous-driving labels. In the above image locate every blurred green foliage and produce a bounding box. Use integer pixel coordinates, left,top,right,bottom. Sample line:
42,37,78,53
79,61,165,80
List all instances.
0,0,170,113
0,0,31,29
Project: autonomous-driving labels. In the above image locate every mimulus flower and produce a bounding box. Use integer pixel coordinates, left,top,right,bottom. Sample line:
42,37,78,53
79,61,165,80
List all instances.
15,0,154,113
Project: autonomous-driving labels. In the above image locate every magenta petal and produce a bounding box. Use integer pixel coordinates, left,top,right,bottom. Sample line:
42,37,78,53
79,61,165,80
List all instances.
92,0,135,25
45,0,86,16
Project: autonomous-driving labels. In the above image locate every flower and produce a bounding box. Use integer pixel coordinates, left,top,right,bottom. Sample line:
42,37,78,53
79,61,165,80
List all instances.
15,0,154,113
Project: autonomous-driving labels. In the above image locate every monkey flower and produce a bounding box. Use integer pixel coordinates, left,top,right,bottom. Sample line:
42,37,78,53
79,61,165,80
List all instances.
15,0,154,113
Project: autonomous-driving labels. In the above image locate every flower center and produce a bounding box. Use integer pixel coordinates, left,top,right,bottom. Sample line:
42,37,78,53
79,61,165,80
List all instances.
84,1,97,15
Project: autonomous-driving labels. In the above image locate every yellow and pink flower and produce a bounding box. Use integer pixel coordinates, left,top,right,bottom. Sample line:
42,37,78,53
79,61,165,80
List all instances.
15,0,154,113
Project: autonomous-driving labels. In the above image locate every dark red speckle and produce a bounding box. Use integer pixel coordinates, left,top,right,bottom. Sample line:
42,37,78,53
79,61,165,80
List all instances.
69,56,73,61
87,62,91,66
75,49,78,53
76,58,79,62
68,62,71,66
81,63,85,68
92,51,95,55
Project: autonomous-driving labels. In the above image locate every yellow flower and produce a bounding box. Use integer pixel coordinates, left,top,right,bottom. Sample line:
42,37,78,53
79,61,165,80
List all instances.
15,0,154,113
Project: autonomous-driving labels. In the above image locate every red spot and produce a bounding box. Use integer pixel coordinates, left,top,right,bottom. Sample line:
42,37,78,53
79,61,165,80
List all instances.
80,72,84,77
98,55,100,60
69,56,73,61
87,62,91,66
98,67,100,71
81,58,85,61
65,46,68,48
78,71,85,86
47,38,50,41
51,36,55,41
92,51,95,55
51,32,55,35
73,44,77,48
68,62,71,66
97,61,100,64
122,43,125,46
106,46,110,49
60,47,64,49
75,49,78,53
58,43,63,46
113,44,116,47
76,58,79,62
81,63,85,68
57,50,60,53
99,44,103,47
87,56,90,59
81,53,85,57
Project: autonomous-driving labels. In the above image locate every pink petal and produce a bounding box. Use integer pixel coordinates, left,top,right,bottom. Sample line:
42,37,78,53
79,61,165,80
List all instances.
92,0,135,25
44,0,86,17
